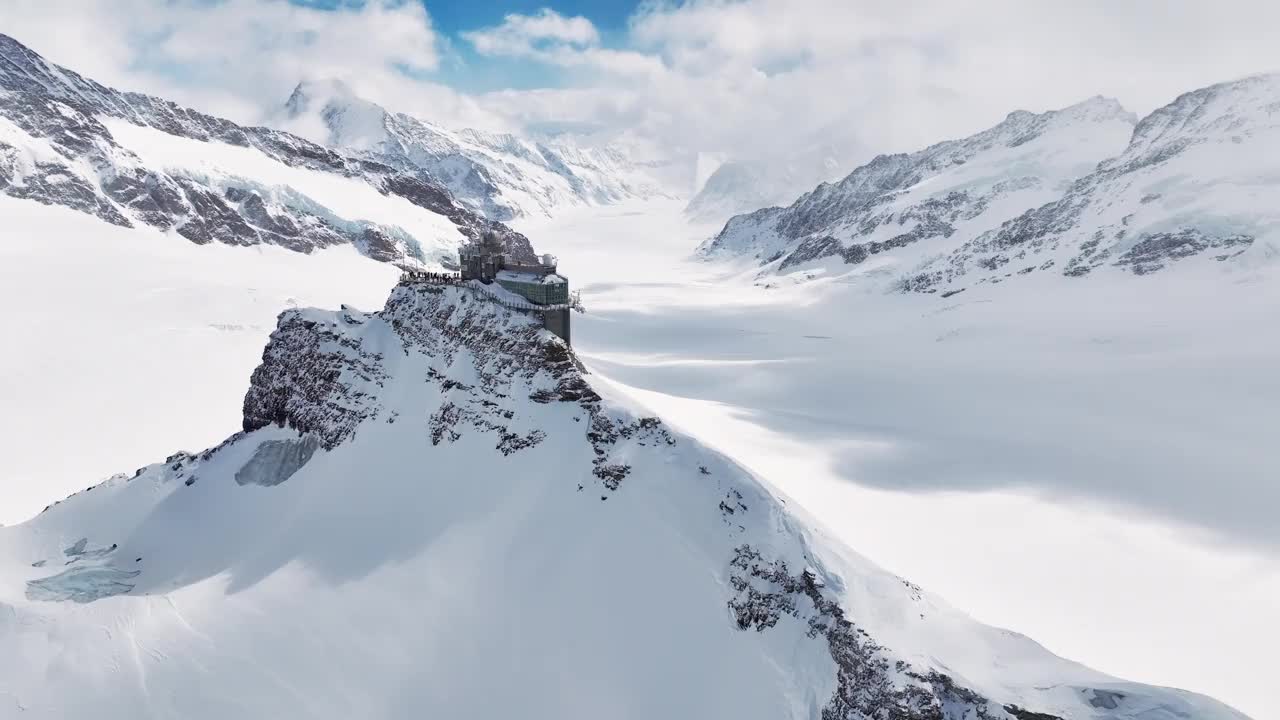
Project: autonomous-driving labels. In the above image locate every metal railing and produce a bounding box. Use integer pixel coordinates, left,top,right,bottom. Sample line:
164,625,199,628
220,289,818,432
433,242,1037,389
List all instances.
398,271,575,313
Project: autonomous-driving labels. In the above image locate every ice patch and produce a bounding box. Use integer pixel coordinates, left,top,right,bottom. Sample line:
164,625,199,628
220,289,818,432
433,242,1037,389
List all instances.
26,565,141,603
235,435,322,487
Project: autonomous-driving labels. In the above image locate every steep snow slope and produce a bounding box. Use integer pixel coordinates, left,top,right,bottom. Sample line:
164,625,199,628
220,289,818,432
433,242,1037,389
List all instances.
0,197,398,527
701,98,1136,281
0,33,535,266
0,282,1248,720
906,74,1280,293
103,117,463,261
281,79,671,221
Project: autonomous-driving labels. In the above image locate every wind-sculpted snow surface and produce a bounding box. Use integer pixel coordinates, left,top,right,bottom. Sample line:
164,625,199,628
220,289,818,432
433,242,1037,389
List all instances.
0,283,1249,719
0,33,535,266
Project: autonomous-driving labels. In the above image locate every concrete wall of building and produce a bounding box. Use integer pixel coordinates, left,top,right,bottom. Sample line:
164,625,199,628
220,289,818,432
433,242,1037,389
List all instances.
543,308,571,345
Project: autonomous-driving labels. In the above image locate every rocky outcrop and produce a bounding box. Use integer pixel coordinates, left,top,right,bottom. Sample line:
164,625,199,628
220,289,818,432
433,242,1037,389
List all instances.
241,283,653,495
242,311,390,449
729,544,1017,720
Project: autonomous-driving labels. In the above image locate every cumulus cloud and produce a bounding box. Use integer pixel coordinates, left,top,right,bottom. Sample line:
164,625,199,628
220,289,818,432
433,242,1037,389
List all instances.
463,9,661,79
466,0,1280,196
464,8,600,57
0,0,508,131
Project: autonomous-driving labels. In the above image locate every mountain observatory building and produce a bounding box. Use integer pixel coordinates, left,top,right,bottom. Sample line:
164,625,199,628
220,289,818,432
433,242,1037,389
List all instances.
459,233,571,344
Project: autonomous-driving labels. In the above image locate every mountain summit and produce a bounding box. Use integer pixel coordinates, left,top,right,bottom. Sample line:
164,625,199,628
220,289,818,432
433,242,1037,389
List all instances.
904,74,1280,292
0,279,1249,719
280,78,671,220
699,96,1137,280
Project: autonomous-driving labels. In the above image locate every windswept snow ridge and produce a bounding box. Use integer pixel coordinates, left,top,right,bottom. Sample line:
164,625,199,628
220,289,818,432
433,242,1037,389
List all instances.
0,282,1249,719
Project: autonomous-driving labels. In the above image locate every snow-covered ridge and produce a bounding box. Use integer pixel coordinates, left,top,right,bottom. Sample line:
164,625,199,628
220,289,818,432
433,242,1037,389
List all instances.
700,97,1136,280
0,282,1249,719
705,75,1280,295
281,78,672,221
904,73,1280,293
684,141,862,226
0,33,535,266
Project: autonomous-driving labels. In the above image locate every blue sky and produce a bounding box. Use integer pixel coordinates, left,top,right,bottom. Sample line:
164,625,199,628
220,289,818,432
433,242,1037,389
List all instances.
4,0,1278,174
293,0,639,33
295,0,643,91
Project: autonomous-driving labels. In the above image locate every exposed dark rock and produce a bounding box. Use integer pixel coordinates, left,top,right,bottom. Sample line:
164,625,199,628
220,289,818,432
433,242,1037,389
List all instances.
1114,230,1252,275
242,313,388,448
726,544,1014,719
1003,705,1065,720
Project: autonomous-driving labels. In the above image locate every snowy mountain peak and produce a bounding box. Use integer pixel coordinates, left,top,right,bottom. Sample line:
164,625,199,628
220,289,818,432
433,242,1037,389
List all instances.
276,79,673,221
700,96,1136,271
901,73,1280,293
1117,73,1280,171
1047,95,1134,123
2,281,1249,719
283,78,392,151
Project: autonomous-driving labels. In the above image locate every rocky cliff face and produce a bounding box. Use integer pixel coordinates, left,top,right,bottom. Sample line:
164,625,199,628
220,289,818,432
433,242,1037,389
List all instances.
2,282,1248,720
0,33,535,266
281,78,671,221
700,98,1136,280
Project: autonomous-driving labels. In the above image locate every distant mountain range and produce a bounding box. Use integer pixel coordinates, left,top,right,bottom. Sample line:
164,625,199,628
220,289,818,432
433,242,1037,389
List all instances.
702,76,1280,295
684,141,863,225
279,78,674,221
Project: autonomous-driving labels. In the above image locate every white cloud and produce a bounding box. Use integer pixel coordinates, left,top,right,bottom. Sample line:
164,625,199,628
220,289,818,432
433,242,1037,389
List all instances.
464,0,1280,196
464,8,600,57
0,0,507,131
4,0,1280,194
463,9,662,80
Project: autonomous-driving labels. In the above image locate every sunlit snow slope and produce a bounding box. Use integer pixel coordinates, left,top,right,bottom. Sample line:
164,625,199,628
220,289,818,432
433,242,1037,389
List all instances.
0,283,1248,720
